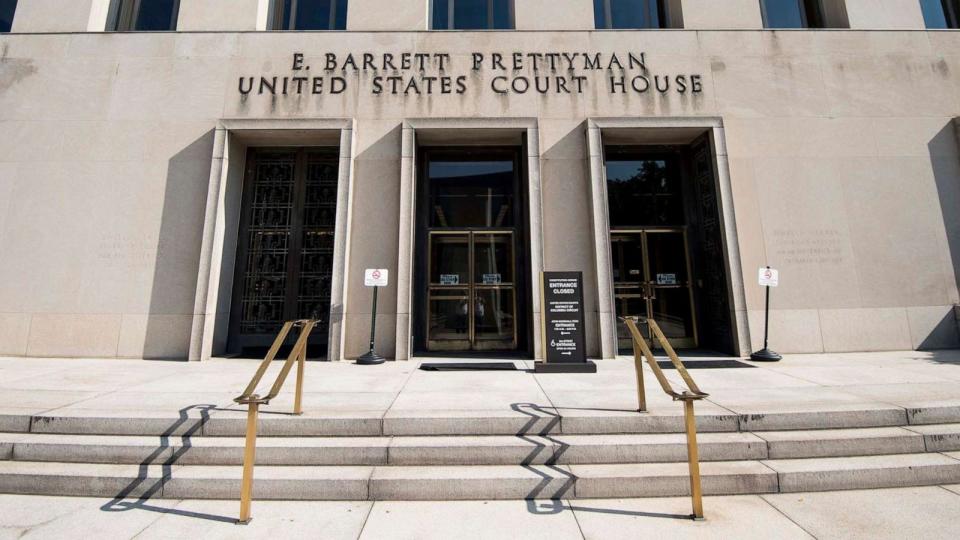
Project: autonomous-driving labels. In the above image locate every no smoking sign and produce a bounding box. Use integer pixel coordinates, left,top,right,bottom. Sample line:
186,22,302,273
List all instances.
365,268,389,287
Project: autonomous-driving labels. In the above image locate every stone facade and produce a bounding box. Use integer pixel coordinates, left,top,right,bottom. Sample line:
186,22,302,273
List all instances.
0,0,958,360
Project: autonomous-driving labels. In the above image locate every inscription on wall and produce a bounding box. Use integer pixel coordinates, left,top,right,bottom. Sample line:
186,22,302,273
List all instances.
238,52,704,98
772,229,845,265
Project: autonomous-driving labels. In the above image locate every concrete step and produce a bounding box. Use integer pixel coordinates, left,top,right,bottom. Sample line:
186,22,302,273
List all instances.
2,426,956,466
7,402,950,437
0,453,958,500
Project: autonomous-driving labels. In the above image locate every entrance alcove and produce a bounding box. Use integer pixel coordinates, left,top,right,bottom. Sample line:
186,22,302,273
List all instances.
189,119,355,361
586,118,750,358
395,119,544,360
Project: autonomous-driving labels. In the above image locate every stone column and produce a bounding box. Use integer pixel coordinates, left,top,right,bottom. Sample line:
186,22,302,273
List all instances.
394,123,416,360
527,126,546,359
586,121,618,359
327,123,356,361
189,125,228,361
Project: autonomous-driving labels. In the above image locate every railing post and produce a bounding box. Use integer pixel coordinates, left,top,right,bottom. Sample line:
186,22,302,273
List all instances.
632,338,647,412
683,399,705,520
238,401,259,525
293,340,306,416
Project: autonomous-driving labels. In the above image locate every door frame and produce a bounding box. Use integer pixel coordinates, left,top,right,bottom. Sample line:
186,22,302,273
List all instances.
412,145,531,356
586,118,750,358
190,119,354,361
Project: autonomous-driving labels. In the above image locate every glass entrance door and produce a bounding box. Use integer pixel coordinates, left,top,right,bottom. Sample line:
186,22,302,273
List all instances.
427,231,517,351
415,150,527,354
612,229,697,351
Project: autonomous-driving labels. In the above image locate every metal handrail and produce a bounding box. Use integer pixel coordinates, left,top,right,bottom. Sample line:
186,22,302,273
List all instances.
234,319,318,525
622,316,708,521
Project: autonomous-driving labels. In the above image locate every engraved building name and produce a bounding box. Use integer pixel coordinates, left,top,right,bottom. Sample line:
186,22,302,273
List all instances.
238,52,705,97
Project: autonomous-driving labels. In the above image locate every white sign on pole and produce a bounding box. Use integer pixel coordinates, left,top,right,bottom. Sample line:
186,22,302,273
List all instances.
758,267,779,287
365,268,389,287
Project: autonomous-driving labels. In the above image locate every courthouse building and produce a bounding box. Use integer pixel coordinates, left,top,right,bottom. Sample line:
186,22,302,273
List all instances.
0,0,958,362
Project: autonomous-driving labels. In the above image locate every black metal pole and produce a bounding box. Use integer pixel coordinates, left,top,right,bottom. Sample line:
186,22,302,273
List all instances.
357,285,385,365
750,265,781,362
763,284,770,350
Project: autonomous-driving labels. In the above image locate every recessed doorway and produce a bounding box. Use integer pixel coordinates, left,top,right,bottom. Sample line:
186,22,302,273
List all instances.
605,139,735,354
413,147,531,355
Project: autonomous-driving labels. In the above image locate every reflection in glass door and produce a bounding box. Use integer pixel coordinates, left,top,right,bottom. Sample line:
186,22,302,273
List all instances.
612,229,697,351
415,150,527,355
427,231,517,351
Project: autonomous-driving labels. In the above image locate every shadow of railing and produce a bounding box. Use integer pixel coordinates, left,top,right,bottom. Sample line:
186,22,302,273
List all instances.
511,402,697,522
511,402,573,515
99,404,235,524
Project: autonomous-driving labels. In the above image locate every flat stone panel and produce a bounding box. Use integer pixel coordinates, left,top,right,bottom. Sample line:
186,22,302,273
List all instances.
25,314,122,358
346,0,427,30
747,309,823,354
681,0,762,29
515,0,595,30
819,308,913,352
0,314,31,356
117,314,193,359
844,0,926,29
9,0,94,33
178,0,260,31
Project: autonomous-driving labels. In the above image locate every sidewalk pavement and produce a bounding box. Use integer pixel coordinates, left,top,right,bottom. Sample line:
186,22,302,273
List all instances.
1,486,960,539
1,350,959,423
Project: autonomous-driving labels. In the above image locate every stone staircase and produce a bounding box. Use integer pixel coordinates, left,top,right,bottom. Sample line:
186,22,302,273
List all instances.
1,405,960,500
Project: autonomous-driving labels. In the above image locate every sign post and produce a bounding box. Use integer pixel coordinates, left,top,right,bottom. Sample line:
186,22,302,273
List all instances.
750,266,782,362
357,269,388,365
535,271,597,374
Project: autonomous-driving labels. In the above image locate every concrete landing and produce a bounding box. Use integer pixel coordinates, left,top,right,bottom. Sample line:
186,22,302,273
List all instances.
1,350,959,434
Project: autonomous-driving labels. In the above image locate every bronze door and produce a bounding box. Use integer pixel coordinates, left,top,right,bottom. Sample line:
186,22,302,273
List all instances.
229,148,338,353
613,229,698,351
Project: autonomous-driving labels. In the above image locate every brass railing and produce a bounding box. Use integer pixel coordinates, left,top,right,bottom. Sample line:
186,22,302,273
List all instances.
234,319,318,525
622,317,709,521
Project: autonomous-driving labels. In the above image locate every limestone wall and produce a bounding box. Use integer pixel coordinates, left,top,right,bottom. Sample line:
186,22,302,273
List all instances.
0,28,958,358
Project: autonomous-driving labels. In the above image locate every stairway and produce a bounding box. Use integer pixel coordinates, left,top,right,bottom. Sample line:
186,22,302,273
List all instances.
1,406,959,500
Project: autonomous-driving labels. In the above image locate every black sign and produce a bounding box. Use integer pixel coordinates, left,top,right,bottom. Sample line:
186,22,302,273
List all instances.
537,272,596,373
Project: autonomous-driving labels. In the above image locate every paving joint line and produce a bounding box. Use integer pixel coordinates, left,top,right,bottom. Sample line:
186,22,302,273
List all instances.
757,493,820,539
379,362,419,436
564,498,588,540
355,500,377,540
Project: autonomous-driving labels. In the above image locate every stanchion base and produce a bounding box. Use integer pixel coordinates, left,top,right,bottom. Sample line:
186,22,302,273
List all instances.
534,361,597,374
691,515,706,522
356,352,385,365
750,348,782,362
236,518,252,525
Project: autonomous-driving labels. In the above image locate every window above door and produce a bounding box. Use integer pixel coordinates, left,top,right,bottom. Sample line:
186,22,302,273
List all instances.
270,0,348,30
108,0,180,31
921,0,960,28
0,0,16,33
593,0,671,29
431,0,514,30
